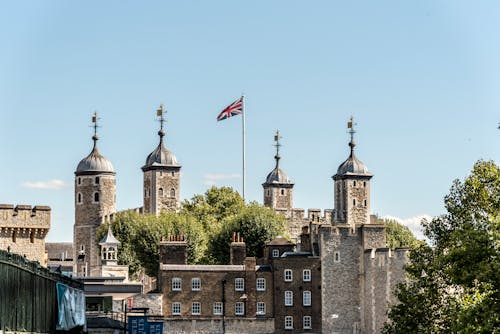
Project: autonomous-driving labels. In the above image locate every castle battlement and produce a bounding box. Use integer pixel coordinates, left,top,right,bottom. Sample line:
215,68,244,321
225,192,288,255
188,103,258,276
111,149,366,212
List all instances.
0,204,51,229
0,204,50,266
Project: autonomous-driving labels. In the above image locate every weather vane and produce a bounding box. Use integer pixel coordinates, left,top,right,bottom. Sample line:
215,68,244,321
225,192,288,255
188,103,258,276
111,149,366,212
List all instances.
274,130,282,166
156,104,166,130
347,116,357,142
90,111,100,141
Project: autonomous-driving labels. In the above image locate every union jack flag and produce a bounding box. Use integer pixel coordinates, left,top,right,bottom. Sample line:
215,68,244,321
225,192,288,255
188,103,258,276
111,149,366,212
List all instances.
217,96,244,121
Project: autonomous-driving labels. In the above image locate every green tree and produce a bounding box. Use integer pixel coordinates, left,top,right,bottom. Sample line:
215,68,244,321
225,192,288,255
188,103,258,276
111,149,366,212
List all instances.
383,160,500,333
376,218,419,249
208,202,286,264
97,210,207,277
181,186,245,232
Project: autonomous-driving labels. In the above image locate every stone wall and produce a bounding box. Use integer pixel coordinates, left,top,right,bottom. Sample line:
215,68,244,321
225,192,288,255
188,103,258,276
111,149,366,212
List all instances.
320,226,362,334
0,204,50,265
144,168,181,215
130,293,163,316
163,317,274,334
362,248,409,334
278,208,333,242
74,174,116,277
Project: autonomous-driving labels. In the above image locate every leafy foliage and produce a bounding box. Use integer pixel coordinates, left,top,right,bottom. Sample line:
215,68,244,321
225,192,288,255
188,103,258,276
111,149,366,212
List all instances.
97,187,285,275
383,160,500,333
208,202,287,264
376,217,420,249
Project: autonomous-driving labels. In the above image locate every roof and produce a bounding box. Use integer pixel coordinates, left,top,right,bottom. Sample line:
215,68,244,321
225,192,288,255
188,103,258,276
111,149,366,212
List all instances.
160,264,268,272
76,144,115,175
333,141,373,179
142,141,180,170
99,227,120,245
266,236,293,246
45,242,74,260
263,167,293,185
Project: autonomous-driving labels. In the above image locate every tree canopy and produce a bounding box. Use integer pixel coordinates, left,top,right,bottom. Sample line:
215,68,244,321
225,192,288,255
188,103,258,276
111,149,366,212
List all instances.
383,160,500,333
376,217,420,249
97,187,286,275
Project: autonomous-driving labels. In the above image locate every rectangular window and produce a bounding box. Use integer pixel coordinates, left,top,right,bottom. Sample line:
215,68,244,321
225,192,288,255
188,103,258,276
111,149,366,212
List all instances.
172,302,181,315
285,290,293,306
235,302,244,315
303,269,311,282
256,278,266,291
303,316,312,329
172,277,182,291
272,249,279,257
191,302,201,315
256,302,266,315
213,302,223,315
235,278,245,291
303,291,311,306
284,269,293,282
192,277,201,291
285,316,293,329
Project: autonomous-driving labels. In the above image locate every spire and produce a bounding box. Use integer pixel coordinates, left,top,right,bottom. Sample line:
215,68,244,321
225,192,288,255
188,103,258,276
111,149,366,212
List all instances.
156,104,166,144
347,116,357,156
91,111,100,149
273,130,282,168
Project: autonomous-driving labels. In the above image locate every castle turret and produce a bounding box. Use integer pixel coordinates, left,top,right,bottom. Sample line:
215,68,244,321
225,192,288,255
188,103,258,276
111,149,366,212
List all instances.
74,112,116,277
142,105,181,214
332,117,373,226
262,130,294,210
99,226,120,266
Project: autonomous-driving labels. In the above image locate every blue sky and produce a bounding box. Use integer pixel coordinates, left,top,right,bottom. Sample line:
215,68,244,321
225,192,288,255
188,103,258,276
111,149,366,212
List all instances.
0,1,498,241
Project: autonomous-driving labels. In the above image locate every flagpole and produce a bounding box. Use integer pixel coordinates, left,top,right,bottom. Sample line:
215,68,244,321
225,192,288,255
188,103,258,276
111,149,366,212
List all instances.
242,94,246,201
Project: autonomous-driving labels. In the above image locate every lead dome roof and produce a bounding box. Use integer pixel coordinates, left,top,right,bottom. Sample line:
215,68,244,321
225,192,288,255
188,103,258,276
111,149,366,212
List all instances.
75,136,115,175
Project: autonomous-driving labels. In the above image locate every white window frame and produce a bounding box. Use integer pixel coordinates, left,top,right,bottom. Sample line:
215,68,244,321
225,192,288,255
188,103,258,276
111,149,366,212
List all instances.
213,302,223,315
256,302,266,315
235,302,244,315
303,269,311,282
303,291,311,306
172,277,182,291
334,251,340,263
191,302,201,315
192,277,201,291
235,278,245,291
256,278,266,291
284,269,293,282
272,249,279,257
303,316,312,329
172,302,181,315
285,316,293,329
284,290,293,306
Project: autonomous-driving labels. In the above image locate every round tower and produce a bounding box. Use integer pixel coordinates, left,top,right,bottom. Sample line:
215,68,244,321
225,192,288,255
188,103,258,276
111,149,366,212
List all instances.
332,117,373,226
142,104,181,214
74,112,116,277
262,130,294,210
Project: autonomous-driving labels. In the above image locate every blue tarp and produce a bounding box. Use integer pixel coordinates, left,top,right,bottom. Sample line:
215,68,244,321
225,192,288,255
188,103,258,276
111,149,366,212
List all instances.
56,282,86,330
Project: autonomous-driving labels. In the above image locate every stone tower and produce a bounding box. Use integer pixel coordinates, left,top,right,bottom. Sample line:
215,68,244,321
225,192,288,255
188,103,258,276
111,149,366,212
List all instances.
262,130,294,210
74,113,116,277
332,117,373,226
142,105,181,214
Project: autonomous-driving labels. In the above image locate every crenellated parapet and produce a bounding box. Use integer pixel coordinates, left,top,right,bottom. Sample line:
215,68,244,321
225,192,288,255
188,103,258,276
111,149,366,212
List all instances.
277,207,335,241
0,204,51,266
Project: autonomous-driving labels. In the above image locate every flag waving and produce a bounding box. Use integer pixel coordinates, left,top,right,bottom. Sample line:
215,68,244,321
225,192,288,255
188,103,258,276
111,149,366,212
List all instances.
217,96,244,121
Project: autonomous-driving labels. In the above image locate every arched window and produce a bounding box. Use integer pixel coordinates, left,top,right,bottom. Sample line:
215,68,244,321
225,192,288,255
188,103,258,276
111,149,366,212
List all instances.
159,188,164,197
280,189,285,196
353,199,356,206
353,181,357,187
95,176,100,185
94,192,100,202
77,177,81,185
364,199,367,207
170,188,176,197
77,193,82,204
101,247,107,259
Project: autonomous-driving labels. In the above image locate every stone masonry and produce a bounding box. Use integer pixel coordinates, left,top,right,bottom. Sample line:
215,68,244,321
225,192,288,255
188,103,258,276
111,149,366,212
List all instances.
0,204,50,265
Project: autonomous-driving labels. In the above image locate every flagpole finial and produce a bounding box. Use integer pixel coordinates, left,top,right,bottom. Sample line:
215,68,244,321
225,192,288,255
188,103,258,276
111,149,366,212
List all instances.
274,130,282,168
347,116,357,156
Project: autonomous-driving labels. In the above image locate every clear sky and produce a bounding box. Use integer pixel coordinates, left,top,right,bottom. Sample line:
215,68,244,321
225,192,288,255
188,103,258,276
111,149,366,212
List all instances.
0,1,498,242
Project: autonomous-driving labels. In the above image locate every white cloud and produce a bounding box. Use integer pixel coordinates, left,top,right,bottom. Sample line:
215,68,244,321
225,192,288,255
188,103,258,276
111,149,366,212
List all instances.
381,214,433,240
21,179,71,190
203,173,241,186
